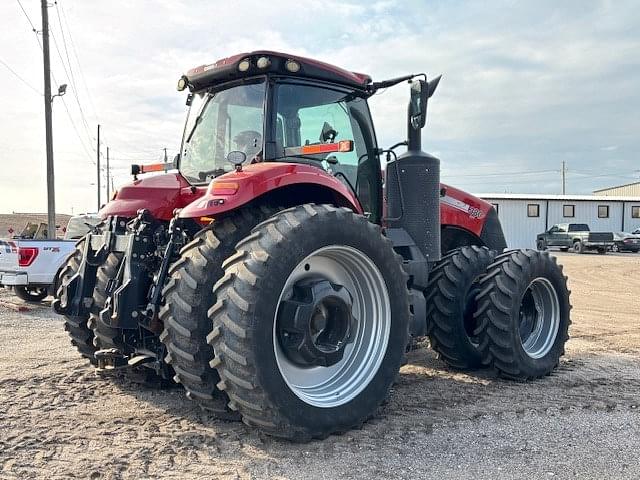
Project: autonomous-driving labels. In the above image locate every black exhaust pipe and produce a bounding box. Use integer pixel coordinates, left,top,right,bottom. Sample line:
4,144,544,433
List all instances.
386,77,441,264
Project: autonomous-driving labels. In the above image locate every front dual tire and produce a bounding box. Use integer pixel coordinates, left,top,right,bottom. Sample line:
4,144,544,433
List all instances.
475,249,571,379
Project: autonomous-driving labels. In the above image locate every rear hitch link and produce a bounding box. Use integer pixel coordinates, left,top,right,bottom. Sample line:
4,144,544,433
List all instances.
146,212,181,325
96,210,185,371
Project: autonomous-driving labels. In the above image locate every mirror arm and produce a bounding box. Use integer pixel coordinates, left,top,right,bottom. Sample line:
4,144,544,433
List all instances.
407,106,422,151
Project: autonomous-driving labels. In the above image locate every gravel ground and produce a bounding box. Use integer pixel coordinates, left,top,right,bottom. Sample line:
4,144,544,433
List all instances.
0,252,638,479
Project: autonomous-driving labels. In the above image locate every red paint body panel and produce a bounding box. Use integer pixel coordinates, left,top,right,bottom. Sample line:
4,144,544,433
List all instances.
99,173,205,221
101,170,493,241
440,183,493,236
178,162,363,219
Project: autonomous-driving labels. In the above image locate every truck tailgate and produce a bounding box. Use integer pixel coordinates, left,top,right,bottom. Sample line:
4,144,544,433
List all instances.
0,239,76,286
588,232,614,243
0,240,19,272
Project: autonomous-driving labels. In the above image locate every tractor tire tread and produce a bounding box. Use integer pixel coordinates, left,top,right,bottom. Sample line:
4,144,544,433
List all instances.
209,203,409,441
161,204,280,415
475,249,572,379
57,241,98,365
426,245,496,369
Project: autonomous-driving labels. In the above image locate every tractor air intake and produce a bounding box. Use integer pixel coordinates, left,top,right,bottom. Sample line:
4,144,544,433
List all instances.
385,150,441,263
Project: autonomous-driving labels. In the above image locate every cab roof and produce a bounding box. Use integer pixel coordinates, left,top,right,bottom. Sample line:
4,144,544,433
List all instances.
183,50,372,92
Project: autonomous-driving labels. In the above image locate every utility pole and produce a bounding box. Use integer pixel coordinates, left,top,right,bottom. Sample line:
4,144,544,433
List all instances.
106,146,110,201
41,0,56,239
561,161,567,195
163,147,168,163
96,124,101,210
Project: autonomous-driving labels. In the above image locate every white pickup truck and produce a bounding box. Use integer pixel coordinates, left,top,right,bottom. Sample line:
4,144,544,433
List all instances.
0,215,100,302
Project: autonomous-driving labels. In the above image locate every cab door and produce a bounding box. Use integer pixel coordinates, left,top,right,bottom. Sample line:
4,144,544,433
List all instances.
546,225,560,246
270,80,382,224
555,224,570,247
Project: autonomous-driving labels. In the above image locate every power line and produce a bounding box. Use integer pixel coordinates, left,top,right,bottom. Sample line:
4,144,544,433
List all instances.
0,57,42,96
59,95,95,165
50,2,93,143
50,29,93,146
53,1,78,96
446,169,558,179
16,0,43,50
16,0,38,33
56,0,99,122
15,0,94,170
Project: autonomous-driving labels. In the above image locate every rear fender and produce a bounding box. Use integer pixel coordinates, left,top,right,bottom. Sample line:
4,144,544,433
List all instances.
178,162,362,219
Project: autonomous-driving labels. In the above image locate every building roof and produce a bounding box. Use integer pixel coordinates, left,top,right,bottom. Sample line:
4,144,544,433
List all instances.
477,193,640,202
593,180,640,193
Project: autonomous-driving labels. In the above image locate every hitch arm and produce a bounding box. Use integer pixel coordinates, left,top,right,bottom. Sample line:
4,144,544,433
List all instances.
147,215,180,320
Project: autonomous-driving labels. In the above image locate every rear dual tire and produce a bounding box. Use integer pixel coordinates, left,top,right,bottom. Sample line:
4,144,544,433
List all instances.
160,205,280,417
57,240,99,365
208,204,409,440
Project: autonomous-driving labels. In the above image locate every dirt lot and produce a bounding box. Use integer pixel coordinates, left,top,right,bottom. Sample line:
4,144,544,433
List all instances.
1,252,639,479
0,213,72,238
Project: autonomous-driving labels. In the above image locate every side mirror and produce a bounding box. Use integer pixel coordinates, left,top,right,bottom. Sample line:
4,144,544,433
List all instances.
409,75,442,130
409,80,429,129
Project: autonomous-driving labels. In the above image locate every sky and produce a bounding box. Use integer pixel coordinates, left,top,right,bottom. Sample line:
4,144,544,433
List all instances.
1,0,639,214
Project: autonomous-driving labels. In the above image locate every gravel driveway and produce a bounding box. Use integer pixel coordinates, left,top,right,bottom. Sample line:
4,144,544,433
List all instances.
0,253,638,479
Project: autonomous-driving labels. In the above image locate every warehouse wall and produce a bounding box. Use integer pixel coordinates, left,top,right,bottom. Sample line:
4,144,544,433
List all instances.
486,199,546,249
483,198,640,249
595,183,640,197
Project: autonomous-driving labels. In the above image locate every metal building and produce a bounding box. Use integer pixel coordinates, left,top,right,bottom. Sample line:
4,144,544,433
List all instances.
594,181,640,197
478,193,640,249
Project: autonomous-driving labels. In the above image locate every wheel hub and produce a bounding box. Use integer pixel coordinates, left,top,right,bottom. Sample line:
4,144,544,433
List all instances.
278,279,355,367
518,277,560,359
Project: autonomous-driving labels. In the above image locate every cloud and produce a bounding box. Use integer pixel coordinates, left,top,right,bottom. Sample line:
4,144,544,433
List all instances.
1,0,639,214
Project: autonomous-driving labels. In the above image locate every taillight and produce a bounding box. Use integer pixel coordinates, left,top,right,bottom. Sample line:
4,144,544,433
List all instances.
18,247,39,267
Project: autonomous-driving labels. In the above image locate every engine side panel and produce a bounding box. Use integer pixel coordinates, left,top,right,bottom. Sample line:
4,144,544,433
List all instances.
440,184,506,252
99,173,205,221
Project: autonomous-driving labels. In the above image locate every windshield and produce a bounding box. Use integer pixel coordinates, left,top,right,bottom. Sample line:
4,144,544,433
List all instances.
180,80,266,183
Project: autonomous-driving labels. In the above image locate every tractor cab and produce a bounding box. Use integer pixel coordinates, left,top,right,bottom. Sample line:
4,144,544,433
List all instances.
176,51,385,223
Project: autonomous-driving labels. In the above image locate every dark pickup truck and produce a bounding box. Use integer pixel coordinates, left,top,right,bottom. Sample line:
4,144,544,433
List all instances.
536,223,614,254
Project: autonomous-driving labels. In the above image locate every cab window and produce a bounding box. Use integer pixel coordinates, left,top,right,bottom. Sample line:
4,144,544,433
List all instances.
274,82,381,222
181,80,266,183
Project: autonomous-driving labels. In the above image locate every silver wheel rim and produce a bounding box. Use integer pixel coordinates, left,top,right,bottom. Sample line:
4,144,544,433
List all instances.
273,245,391,408
518,277,560,359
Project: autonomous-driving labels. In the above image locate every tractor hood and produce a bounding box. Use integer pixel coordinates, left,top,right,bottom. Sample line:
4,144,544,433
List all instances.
99,173,204,221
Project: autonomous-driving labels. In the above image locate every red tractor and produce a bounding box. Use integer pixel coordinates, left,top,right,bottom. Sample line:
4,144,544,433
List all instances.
54,51,571,441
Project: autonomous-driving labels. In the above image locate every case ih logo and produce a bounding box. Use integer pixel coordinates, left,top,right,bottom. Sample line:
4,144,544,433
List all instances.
441,195,484,219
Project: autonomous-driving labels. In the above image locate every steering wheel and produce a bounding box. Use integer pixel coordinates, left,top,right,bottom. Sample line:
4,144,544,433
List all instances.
198,168,228,181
